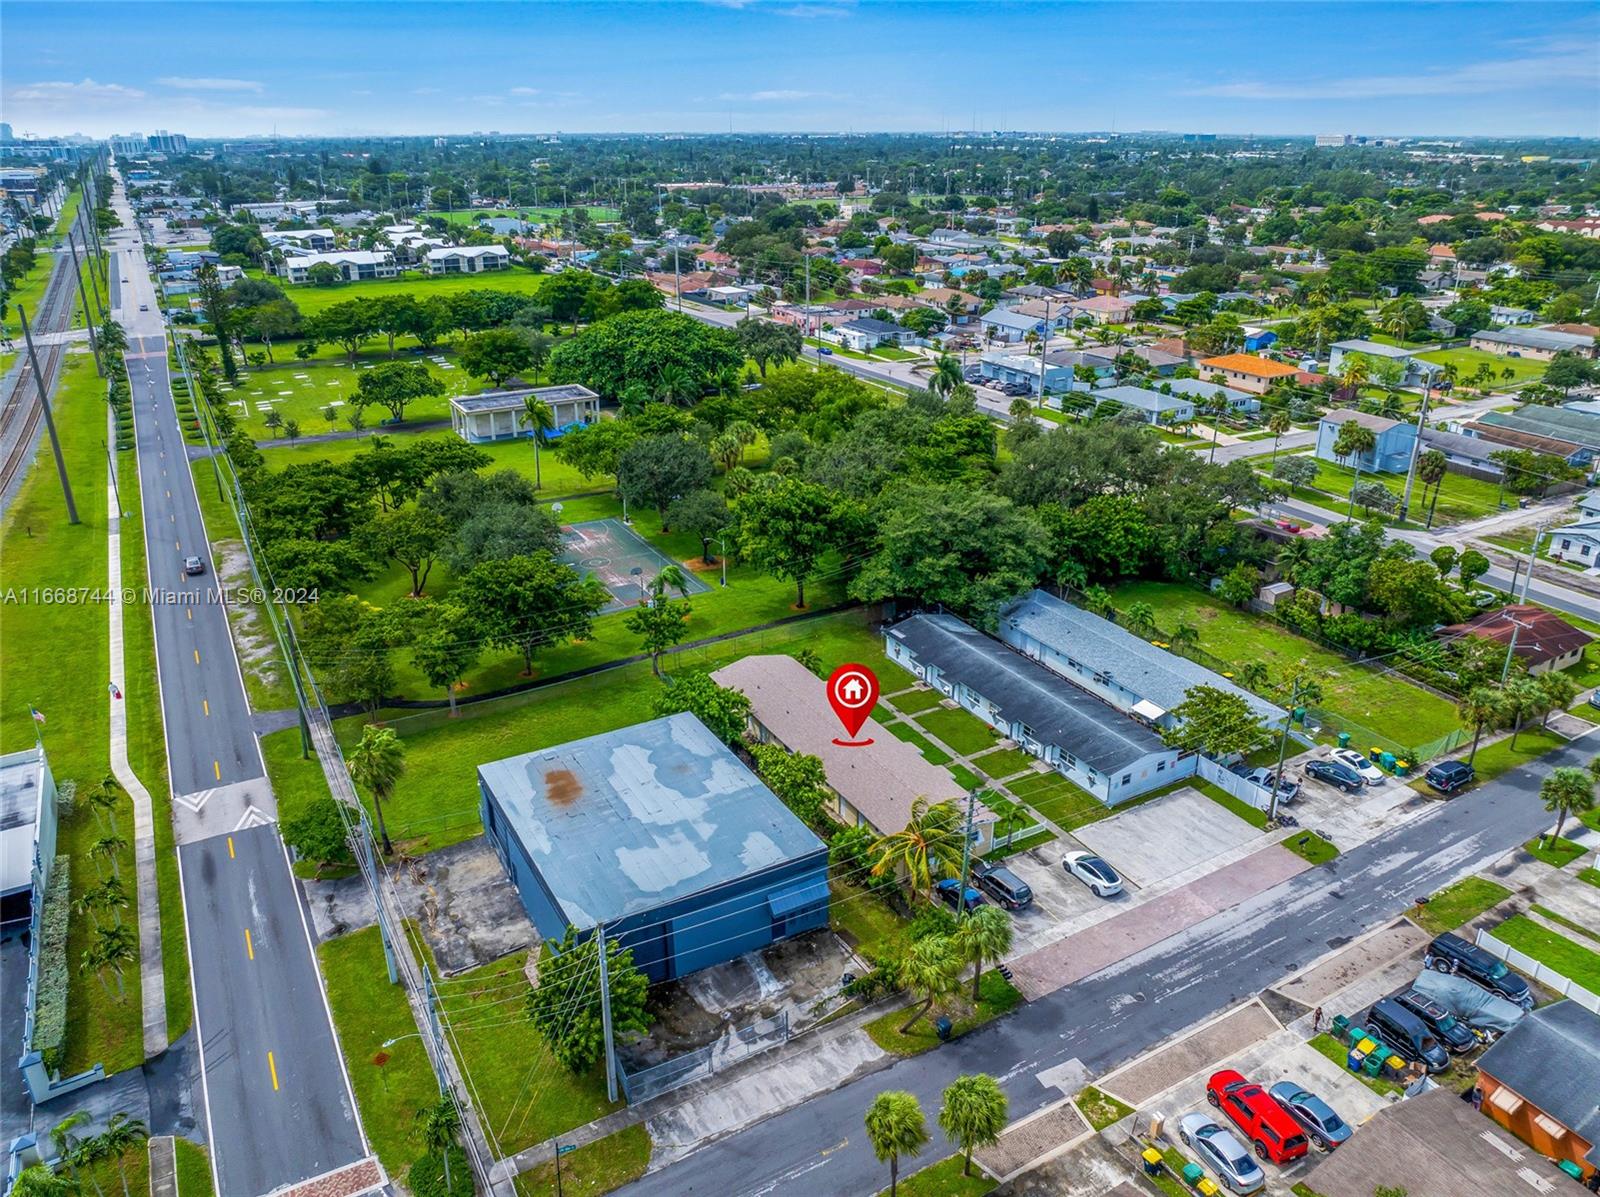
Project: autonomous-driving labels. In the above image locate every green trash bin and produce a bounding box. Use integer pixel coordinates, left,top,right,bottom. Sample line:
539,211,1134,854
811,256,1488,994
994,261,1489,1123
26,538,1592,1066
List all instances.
1332,1014,1351,1039
1337,732,1351,748
1183,1162,1205,1185
1365,1046,1391,1077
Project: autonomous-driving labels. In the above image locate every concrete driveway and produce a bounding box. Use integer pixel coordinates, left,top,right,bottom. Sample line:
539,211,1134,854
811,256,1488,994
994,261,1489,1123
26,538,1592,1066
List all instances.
1074,787,1263,889
1003,846,1126,952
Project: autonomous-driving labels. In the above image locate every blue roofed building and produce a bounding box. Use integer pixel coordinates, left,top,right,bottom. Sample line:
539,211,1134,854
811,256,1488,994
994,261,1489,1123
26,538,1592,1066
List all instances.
477,713,829,984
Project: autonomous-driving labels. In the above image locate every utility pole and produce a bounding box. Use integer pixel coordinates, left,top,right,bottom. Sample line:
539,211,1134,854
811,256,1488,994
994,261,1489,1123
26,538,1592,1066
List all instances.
1268,677,1304,823
805,255,814,359
1039,297,1050,404
1396,378,1433,521
1500,616,1531,683
77,228,106,319
1520,525,1544,603
957,787,978,905
597,925,618,1103
673,248,681,312
66,233,102,373
19,306,80,525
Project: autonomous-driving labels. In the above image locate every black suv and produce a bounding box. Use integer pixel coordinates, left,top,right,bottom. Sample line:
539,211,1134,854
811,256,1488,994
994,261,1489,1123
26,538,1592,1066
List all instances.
1424,759,1475,795
1425,933,1532,1009
970,860,1033,910
1395,988,1478,1053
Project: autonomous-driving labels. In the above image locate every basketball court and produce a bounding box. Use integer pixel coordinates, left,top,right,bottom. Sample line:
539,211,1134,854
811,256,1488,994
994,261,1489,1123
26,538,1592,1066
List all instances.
558,517,711,613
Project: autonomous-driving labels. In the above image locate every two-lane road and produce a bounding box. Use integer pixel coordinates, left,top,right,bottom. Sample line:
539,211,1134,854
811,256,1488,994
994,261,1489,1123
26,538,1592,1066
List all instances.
110,173,370,1196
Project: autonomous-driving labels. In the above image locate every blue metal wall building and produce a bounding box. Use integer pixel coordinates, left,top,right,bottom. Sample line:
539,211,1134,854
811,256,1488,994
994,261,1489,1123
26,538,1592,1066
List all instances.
478,713,830,984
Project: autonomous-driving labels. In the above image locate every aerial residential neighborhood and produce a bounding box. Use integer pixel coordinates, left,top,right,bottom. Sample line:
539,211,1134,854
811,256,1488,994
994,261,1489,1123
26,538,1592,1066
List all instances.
2,4,1599,1197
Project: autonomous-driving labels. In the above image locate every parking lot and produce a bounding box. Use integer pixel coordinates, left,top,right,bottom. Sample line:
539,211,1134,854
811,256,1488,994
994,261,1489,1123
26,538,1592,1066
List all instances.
1002,845,1127,952
1074,787,1264,889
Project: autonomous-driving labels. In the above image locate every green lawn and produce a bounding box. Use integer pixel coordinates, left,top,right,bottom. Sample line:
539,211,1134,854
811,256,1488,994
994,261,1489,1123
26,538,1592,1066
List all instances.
1195,780,1270,830
422,205,620,226
225,355,481,441
1494,915,1600,991
174,1138,216,1197
1283,455,1507,526
886,688,945,716
949,764,982,792
876,1155,994,1197
1109,582,1463,744
1283,831,1339,865
1466,730,1567,784
830,878,909,958
913,706,1001,756
1530,904,1600,948
1076,1085,1135,1131
1008,773,1114,832
511,1124,650,1197
863,972,1022,1057
885,720,953,766
1418,346,1547,386
969,746,1035,780
1409,877,1512,935
276,266,553,318
1523,835,1587,868
336,610,891,853
1577,868,1600,889
1307,1033,1404,1097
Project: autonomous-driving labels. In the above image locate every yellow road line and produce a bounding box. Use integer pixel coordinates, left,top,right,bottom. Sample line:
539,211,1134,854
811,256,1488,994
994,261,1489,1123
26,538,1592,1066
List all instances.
213,760,221,781
186,607,192,620
203,699,209,716
245,928,254,960
267,1051,279,1091
227,835,235,859
193,649,200,664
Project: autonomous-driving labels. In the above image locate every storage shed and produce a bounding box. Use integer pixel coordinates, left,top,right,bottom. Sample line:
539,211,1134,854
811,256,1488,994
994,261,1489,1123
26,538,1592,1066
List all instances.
477,714,829,984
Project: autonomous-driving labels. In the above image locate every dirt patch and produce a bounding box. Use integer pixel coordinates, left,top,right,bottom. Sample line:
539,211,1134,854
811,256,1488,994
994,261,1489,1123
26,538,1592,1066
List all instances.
543,768,582,806
214,537,287,705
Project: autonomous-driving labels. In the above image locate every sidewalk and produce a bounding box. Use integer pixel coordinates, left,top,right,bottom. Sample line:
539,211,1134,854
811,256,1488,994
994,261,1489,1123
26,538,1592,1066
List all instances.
107,404,167,1058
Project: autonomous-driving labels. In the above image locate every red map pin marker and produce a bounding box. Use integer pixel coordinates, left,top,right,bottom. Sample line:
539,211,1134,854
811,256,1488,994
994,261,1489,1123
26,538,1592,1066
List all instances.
827,663,878,747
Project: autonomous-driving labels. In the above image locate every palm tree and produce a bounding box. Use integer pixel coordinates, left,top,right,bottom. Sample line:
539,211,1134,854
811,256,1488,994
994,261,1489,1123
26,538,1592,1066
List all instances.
710,432,742,473
1202,392,1229,462
1123,601,1157,636
1171,622,1200,654
1267,410,1291,467
1276,539,1312,586
1459,687,1504,765
931,354,962,397
1535,671,1580,728
728,419,759,462
347,724,406,855
649,564,691,602
1236,660,1270,691
865,1091,929,1197
49,1113,95,1197
98,1112,149,1197
895,935,961,1034
1501,676,1544,750
91,833,128,879
656,364,698,407
68,1135,110,1197
10,1166,75,1197
84,923,138,998
1538,767,1595,851
86,775,122,831
521,395,556,490
939,1074,1008,1178
954,905,1012,1002
1337,354,1369,398
415,1095,463,1194
869,798,964,899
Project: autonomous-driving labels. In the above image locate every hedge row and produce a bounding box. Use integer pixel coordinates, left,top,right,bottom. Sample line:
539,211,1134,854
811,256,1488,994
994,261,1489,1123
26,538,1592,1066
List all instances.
31,857,71,1075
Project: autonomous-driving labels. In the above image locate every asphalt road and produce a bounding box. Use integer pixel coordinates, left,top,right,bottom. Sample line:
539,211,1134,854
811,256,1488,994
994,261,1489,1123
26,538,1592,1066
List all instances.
111,173,368,1196
620,728,1597,1197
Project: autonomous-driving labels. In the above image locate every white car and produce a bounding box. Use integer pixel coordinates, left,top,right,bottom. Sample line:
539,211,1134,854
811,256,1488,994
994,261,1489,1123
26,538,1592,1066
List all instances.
1328,748,1385,785
1061,851,1124,898
1178,1112,1266,1195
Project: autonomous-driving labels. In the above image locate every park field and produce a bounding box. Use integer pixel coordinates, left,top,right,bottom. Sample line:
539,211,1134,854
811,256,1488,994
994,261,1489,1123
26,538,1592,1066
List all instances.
1274,454,1508,526
1108,581,1463,746
272,265,553,318
1418,346,1546,386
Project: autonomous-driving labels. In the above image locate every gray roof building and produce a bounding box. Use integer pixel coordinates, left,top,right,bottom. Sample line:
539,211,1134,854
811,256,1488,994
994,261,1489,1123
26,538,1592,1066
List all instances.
1472,327,1594,354
1477,1000,1600,1169
837,316,904,336
886,614,1171,776
999,590,1288,728
1479,405,1600,453
1090,384,1195,422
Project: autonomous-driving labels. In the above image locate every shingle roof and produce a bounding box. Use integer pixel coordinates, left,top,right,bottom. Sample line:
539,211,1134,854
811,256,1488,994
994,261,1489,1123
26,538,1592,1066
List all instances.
1479,405,1600,450
477,713,825,931
710,655,986,836
1000,591,1288,725
1477,1001,1600,1165
1321,408,1402,434
886,614,1171,775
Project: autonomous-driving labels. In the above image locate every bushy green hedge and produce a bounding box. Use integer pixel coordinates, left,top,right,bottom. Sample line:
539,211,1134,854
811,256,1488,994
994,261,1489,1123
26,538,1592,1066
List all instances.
407,1149,473,1197
31,857,71,1074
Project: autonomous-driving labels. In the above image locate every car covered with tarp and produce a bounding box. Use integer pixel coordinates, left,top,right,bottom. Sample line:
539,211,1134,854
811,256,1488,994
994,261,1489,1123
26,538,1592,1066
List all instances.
1411,968,1527,1036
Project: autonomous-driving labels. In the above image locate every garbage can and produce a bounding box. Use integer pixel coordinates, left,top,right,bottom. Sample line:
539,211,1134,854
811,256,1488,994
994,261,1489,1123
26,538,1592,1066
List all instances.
1331,1014,1351,1039
1365,1046,1392,1077
1379,751,1396,772
1347,1048,1367,1073
935,1016,953,1042
1395,760,1410,778
1182,1162,1205,1186
1337,732,1351,748
1141,1147,1164,1177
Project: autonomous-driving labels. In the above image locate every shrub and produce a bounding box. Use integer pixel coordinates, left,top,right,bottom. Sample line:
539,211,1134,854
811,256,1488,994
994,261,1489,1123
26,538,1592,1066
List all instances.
908,905,958,943
31,857,72,1074
406,1149,473,1197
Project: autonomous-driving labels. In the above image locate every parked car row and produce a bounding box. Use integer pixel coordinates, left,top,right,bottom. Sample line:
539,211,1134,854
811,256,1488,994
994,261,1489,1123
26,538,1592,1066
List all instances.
934,859,1036,914
1181,1067,1351,1194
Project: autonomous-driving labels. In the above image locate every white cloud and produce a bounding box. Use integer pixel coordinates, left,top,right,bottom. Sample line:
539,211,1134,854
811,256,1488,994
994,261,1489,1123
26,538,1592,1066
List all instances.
509,86,541,96
158,76,263,93
1188,44,1596,101
719,88,836,102
230,106,331,122
6,78,146,108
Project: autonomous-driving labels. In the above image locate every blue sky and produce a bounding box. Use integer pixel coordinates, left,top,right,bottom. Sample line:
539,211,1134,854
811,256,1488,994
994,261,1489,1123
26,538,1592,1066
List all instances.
3,1,1595,139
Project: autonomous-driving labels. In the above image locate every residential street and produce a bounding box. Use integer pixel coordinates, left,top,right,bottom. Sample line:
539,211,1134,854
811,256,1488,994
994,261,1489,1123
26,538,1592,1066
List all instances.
618,728,1597,1197
110,172,370,1197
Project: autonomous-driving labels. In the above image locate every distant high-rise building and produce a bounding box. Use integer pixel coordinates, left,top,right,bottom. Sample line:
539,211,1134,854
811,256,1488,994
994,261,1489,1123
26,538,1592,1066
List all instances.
147,130,189,153
111,133,146,157
0,123,13,143
1315,133,1352,147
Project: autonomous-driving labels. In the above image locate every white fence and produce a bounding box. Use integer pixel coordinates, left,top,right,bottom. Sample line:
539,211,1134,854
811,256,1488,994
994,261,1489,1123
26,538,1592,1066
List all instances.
1195,755,1275,813
1475,928,1600,1014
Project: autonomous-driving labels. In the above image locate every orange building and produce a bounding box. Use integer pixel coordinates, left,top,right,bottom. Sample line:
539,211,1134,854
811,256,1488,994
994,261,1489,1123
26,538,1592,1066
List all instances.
1197,353,1300,395
1475,1001,1600,1182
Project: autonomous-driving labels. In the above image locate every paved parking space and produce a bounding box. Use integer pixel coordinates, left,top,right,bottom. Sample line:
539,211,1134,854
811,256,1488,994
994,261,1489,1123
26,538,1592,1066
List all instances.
1074,787,1263,889
1003,846,1126,953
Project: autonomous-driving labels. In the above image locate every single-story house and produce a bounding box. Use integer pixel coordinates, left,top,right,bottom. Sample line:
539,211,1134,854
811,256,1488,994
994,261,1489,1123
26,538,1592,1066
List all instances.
478,713,829,985
1301,1086,1561,1197
1006,299,1075,331
425,245,511,275
1473,405,1600,462
1315,409,1419,473
1470,327,1597,361
1461,418,1590,466
448,383,600,444
279,249,398,284
1417,426,1506,476
831,317,915,353
1,746,57,933
1090,384,1195,426
1241,328,1277,352
1549,519,1600,567
1328,339,1443,387
979,307,1046,343
885,613,1191,806
710,655,997,854
1196,353,1300,394
1439,604,1592,675
1476,1001,1600,1181
1066,294,1134,326
998,590,1287,733
913,288,983,323
1114,343,1185,375
979,352,1073,395
1488,305,1538,325
1164,377,1260,414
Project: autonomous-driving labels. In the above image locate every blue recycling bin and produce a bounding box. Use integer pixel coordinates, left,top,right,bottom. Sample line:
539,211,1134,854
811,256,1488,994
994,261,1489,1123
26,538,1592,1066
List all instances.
1379,751,1396,772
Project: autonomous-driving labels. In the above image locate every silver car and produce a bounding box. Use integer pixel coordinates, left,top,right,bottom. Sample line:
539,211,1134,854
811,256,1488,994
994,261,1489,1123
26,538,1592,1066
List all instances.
1268,1081,1351,1151
1329,748,1385,785
1178,1112,1266,1195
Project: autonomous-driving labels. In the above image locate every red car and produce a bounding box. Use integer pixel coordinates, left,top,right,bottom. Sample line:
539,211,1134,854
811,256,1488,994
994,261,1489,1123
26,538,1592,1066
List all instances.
1207,1070,1309,1165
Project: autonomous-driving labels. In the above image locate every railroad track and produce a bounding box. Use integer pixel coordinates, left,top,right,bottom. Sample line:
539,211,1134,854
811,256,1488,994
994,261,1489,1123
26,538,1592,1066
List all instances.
0,251,81,501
